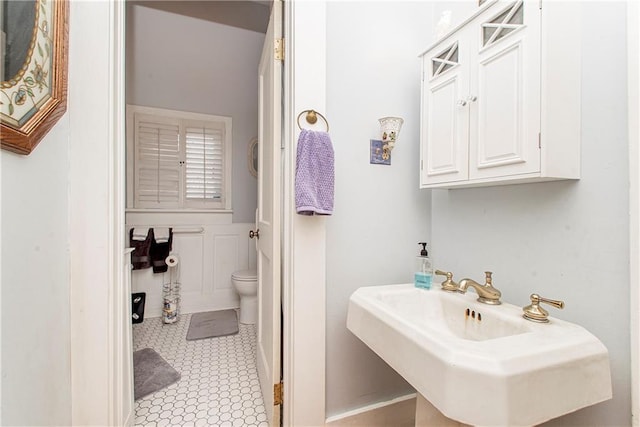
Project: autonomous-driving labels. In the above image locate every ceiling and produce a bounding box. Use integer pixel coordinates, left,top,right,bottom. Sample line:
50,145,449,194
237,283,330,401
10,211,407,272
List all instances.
129,0,272,34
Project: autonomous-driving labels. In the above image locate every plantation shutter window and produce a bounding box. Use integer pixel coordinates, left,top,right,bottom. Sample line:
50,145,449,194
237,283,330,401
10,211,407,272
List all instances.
134,115,182,208
128,106,232,210
185,121,225,208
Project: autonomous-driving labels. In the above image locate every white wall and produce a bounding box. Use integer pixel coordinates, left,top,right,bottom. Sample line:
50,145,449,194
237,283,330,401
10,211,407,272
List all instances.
126,5,264,223
325,2,433,417
0,118,72,424
429,2,631,426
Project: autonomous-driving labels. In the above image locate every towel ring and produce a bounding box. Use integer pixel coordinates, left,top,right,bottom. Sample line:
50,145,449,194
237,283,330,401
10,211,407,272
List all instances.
296,109,329,132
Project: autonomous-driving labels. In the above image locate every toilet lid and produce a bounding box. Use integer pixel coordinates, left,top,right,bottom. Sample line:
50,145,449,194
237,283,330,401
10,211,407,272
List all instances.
232,269,257,281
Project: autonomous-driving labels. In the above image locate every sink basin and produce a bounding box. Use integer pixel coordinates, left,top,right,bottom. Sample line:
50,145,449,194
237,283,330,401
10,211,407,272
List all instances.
347,284,612,426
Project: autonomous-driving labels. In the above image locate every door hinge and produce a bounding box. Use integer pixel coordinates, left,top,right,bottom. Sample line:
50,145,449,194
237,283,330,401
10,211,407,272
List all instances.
421,159,424,170
539,0,542,10
274,381,283,406
275,38,285,61
538,133,541,149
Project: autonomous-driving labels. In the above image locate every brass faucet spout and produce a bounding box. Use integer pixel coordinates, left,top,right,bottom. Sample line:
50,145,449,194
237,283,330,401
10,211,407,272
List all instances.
458,272,502,305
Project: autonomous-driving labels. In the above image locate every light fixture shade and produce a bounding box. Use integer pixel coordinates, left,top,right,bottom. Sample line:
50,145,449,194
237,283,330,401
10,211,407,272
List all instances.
379,117,404,148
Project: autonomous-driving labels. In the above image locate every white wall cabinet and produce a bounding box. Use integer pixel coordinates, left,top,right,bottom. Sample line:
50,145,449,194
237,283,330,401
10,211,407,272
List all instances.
420,0,581,189
126,211,256,317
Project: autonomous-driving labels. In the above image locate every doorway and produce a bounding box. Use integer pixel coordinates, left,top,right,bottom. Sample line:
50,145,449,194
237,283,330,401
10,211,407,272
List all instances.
124,1,276,425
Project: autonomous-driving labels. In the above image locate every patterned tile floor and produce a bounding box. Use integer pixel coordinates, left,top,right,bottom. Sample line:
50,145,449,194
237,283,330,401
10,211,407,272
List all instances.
133,312,268,427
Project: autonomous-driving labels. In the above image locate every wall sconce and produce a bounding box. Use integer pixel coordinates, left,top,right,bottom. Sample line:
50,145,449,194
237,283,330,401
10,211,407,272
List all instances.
379,117,404,160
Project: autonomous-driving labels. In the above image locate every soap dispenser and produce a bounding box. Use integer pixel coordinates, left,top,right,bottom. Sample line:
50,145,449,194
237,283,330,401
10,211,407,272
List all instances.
415,242,433,289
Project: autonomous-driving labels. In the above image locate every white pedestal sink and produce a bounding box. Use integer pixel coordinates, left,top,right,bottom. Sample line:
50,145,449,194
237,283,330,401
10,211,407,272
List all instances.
347,284,612,427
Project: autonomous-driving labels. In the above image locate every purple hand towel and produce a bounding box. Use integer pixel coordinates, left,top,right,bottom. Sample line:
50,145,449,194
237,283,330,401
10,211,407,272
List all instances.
295,129,334,215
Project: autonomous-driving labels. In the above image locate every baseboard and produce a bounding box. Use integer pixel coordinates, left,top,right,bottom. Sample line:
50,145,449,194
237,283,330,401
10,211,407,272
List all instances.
142,302,240,319
140,291,240,318
325,394,417,427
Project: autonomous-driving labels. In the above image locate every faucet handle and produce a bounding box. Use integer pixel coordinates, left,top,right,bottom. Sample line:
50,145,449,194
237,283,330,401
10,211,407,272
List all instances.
435,270,458,292
484,271,493,285
434,269,450,278
523,294,565,323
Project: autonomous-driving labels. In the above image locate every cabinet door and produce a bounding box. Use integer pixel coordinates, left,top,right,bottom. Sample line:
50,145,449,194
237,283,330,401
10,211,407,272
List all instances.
469,0,541,180
421,38,470,186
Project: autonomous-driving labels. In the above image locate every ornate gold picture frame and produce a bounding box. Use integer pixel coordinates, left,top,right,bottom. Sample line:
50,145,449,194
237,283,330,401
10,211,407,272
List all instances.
1,0,68,155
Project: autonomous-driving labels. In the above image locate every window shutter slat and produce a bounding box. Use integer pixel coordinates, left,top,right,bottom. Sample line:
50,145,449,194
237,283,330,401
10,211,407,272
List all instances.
185,125,224,201
134,114,181,207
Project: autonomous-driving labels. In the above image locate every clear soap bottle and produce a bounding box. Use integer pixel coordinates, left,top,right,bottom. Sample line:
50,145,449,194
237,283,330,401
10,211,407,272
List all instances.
415,242,433,289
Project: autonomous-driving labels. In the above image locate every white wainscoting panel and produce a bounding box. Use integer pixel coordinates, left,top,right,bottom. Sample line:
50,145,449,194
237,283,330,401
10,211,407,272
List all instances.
126,212,255,317
174,232,206,312
214,235,242,292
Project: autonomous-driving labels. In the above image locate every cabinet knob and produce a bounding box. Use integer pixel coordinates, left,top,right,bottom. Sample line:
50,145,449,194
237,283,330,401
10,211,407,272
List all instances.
467,95,478,102
457,99,467,107
249,229,260,239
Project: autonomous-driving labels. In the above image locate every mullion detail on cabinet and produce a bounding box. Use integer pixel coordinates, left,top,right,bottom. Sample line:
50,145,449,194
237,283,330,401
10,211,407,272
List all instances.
482,1,524,47
431,42,459,78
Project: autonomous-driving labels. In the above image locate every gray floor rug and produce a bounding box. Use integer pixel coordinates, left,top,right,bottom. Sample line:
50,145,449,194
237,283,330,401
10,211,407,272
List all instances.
133,348,181,400
186,309,239,341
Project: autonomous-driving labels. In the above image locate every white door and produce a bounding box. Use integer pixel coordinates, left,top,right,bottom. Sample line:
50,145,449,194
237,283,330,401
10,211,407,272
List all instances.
256,2,283,426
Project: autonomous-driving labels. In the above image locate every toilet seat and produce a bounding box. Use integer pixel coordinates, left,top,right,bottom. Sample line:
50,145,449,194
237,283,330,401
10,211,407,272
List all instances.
232,269,257,282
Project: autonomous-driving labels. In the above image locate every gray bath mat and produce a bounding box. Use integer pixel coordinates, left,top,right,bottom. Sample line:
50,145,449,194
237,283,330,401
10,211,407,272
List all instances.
133,348,181,400
186,309,239,341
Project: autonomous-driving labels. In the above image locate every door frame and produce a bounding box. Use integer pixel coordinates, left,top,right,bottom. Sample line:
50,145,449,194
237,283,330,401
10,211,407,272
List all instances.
110,0,129,423
282,2,327,426
629,1,639,424
69,0,128,424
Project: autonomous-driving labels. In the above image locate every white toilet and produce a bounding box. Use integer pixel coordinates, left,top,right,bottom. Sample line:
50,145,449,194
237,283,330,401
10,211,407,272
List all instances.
232,269,258,324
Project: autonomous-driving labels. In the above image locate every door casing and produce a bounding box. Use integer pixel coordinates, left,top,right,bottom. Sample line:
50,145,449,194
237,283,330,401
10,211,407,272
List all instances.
282,2,327,426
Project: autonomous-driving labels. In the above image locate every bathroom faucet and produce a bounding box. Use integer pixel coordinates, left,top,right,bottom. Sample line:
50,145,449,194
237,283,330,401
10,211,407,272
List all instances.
458,271,502,305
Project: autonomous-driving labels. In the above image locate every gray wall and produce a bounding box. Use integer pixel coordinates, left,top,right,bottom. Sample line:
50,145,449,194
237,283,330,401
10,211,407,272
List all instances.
126,4,264,223
325,1,433,417
430,2,631,426
1,120,72,425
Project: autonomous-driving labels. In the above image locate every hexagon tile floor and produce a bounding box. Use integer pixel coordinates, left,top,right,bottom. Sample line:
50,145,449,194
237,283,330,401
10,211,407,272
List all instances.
133,312,268,427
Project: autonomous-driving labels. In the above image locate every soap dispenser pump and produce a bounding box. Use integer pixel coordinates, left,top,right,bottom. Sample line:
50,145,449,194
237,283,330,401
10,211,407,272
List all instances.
415,242,433,289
